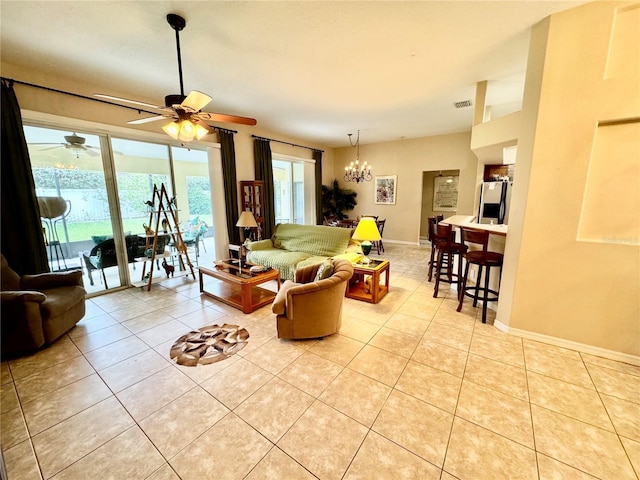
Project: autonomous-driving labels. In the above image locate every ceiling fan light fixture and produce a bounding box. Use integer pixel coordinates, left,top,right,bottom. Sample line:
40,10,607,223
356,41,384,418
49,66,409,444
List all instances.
192,122,209,140
162,121,180,140
163,118,209,142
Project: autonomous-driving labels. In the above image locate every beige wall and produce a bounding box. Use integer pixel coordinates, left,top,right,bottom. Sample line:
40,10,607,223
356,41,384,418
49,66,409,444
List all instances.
332,133,478,244
498,1,640,357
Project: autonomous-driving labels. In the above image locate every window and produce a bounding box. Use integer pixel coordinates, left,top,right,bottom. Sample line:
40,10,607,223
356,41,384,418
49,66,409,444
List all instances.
272,155,315,225
112,138,172,236
171,146,211,227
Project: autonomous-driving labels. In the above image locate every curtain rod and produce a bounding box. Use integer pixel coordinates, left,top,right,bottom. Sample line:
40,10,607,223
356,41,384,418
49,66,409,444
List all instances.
252,134,323,153
1,76,237,134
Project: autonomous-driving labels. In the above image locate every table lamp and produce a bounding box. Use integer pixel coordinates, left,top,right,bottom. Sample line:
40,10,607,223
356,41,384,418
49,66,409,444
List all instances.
236,211,258,243
352,217,381,264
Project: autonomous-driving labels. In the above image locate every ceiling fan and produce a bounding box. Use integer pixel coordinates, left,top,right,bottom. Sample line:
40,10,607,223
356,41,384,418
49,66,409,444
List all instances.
96,13,257,141
31,133,100,158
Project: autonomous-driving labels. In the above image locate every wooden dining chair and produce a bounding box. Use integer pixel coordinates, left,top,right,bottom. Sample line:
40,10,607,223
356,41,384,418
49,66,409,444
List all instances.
375,219,386,254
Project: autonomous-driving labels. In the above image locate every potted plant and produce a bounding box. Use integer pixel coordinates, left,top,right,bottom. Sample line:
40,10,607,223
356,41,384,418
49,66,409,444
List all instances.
321,179,357,220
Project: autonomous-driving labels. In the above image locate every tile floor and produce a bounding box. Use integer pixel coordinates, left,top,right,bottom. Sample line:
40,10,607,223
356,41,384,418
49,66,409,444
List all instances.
2,243,639,479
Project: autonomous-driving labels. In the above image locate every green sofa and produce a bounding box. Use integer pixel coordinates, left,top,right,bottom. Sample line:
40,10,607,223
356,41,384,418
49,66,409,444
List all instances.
246,223,362,281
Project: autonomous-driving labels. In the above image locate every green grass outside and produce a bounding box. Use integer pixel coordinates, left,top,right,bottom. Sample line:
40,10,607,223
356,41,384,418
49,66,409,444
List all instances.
58,215,213,242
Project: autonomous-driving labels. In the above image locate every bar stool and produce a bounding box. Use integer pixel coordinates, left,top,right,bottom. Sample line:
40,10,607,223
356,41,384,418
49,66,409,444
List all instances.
456,228,504,323
427,215,444,281
432,223,467,298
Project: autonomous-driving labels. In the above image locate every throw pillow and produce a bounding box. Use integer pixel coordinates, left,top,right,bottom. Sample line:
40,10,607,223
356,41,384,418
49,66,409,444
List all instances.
91,235,111,244
314,260,334,282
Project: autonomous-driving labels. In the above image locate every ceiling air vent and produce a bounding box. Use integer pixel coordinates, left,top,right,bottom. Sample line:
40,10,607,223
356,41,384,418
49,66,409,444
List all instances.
454,100,472,108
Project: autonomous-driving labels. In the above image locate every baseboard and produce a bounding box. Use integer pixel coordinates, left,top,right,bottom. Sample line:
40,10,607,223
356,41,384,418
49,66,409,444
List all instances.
494,320,640,366
383,239,421,246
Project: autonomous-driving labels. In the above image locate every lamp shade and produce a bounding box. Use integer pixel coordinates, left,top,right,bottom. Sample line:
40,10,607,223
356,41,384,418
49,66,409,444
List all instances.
236,211,258,228
352,217,381,242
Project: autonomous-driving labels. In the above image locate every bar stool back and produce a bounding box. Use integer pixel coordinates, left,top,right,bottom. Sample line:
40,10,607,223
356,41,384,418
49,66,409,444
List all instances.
432,223,467,298
456,228,504,323
427,215,444,281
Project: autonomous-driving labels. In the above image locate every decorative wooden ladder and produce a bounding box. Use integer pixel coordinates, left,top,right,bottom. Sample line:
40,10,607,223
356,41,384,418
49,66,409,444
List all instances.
139,183,195,291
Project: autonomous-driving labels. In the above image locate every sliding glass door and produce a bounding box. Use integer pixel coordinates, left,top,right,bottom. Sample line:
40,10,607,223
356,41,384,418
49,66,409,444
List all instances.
25,125,120,293
25,124,214,294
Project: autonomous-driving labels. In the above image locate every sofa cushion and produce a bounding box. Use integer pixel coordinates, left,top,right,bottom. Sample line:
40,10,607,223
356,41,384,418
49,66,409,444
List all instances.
39,286,86,321
314,260,334,281
248,248,312,281
272,224,351,257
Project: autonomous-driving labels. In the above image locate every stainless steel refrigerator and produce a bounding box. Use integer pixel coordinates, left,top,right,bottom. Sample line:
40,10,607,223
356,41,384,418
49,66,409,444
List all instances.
478,181,512,225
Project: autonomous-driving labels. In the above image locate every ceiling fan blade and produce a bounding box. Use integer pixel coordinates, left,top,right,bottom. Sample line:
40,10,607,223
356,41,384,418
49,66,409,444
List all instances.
37,144,66,151
197,112,257,126
95,93,164,110
181,91,212,112
127,115,171,125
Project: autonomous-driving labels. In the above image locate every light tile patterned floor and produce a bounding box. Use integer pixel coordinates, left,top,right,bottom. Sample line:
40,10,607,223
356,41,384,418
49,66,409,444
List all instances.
2,243,639,479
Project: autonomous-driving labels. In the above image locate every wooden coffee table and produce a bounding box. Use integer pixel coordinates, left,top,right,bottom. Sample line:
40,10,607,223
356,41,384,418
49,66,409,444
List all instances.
199,260,280,314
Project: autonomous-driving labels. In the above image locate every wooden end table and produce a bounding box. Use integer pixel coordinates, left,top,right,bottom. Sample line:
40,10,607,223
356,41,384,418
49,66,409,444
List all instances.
199,260,280,314
346,259,390,304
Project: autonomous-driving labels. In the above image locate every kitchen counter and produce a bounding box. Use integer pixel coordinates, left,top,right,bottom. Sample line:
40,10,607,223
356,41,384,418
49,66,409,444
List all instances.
440,215,508,236
438,215,507,314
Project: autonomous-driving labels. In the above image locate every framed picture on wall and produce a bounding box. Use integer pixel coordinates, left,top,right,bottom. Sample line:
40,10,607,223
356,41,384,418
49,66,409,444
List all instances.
433,175,459,211
374,175,397,205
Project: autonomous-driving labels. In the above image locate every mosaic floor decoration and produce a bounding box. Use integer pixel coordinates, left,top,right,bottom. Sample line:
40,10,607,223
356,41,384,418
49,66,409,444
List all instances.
170,323,249,366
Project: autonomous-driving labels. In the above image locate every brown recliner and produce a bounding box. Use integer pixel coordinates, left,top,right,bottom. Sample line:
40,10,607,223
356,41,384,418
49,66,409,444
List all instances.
272,258,353,339
1,254,86,357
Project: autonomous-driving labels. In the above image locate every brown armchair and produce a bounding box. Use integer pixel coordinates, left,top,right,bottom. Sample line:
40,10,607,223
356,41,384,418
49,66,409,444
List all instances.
272,258,353,339
1,254,86,357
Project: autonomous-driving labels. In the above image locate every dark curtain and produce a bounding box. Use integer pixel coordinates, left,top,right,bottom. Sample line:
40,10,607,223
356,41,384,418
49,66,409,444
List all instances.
313,149,323,225
1,80,49,274
219,130,241,245
253,138,276,239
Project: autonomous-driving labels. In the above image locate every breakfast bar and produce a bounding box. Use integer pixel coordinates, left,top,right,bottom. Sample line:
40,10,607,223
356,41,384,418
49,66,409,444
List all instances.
439,215,508,315
440,215,507,257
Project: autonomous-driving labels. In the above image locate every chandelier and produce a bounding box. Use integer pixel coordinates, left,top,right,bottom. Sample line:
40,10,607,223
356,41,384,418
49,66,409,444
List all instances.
344,130,372,183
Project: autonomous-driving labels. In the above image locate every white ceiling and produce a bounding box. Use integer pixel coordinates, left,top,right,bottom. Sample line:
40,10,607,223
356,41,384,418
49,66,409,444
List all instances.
1,1,587,147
